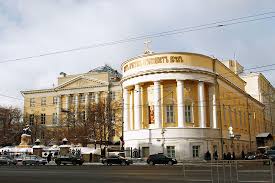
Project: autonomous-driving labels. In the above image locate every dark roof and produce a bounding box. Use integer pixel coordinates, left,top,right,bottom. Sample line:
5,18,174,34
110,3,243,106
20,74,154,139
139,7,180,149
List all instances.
89,64,122,78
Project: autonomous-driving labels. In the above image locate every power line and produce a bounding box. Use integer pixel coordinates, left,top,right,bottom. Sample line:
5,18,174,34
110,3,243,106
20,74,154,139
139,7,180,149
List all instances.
0,11,275,64
1,65,275,105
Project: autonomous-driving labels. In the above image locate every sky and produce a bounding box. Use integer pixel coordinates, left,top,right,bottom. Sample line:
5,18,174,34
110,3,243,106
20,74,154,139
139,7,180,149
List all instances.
0,0,275,107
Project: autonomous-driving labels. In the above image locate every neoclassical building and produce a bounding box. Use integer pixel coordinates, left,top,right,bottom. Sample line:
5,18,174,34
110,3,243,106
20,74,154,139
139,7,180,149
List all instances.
121,52,269,160
21,65,122,144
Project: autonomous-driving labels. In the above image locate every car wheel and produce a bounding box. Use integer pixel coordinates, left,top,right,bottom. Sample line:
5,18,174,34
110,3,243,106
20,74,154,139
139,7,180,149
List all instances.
168,161,173,165
56,161,61,166
79,162,83,166
63,163,67,165
35,162,39,166
72,161,77,166
149,161,154,166
23,162,27,166
103,161,108,166
43,163,46,165
121,161,126,166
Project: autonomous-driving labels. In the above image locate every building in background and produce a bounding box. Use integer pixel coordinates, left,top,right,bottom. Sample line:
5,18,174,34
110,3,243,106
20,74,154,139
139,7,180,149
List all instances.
121,52,271,160
21,65,122,146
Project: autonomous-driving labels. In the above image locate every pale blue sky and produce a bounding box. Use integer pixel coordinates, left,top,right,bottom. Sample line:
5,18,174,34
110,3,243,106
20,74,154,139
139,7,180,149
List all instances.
0,0,275,107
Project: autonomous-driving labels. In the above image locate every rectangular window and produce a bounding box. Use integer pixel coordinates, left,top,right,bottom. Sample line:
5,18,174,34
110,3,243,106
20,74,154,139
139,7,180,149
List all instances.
166,105,174,123
52,113,57,124
192,145,200,158
239,111,242,129
41,97,46,106
167,146,175,158
223,105,226,126
80,94,85,103
110,92,116,100
234,109,238,128
90,93,95,102
185,105,192,123
81,111,86,121
53,96,58,104
30,98,35,107
29,114,34,126
41,113,46,124
229,106,232,127
111,110,116,122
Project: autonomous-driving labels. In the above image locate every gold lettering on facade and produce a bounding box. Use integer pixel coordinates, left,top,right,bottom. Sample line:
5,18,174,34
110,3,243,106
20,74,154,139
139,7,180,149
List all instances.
123,55,185,72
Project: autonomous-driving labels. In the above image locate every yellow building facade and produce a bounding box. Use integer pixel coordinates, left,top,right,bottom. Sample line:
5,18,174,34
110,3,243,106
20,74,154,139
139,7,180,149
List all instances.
21,65,122,144
121,52,267,160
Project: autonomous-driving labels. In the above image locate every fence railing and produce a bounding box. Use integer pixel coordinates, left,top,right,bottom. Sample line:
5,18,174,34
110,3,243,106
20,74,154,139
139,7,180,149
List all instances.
182,159,273,183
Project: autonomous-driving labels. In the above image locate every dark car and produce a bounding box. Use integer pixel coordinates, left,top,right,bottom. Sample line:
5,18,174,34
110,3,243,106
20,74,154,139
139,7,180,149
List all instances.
22,155,47,165
55,155,84,166
0,155,17,165
266,150,275,162
245,152,256,160
147,154,177,165
101,155,132,166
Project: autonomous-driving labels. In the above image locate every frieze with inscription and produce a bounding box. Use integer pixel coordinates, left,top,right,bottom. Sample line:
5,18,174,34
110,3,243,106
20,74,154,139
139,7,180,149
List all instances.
123,55,185,72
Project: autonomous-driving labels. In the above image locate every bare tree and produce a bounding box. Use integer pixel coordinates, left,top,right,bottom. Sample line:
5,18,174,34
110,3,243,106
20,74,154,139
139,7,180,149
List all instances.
0,106,23,146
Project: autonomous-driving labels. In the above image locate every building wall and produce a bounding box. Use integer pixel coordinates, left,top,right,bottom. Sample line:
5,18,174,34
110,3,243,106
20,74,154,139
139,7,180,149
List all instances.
122,52,266,160
22,70,122,143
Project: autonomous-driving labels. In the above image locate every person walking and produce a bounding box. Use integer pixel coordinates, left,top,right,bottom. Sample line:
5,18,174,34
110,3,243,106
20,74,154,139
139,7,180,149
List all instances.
47,152,52,163
241,150,245,160
213,150,218,160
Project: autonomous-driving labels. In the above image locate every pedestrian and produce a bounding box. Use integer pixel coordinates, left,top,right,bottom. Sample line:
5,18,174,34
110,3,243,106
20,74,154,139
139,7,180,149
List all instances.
213,150,218,160
47,152,52,163
204,151,211,160
223,153,226,160
232,152,236,160
227,152,232,160
241,150,245,160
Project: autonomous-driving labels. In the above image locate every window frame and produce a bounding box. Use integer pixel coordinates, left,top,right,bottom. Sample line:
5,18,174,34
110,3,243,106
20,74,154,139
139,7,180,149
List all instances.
41,97,46,106
30,98,35,107
53,96,58,105
166,104,174,123
192,145,200,158
166,146,176,158
41,113,46,125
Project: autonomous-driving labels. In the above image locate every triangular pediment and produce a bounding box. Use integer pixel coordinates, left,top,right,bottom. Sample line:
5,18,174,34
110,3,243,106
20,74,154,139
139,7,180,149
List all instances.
56,75,108,89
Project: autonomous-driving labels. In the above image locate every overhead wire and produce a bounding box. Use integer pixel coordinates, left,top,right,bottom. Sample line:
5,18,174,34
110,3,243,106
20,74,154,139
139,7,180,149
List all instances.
0,11,275,64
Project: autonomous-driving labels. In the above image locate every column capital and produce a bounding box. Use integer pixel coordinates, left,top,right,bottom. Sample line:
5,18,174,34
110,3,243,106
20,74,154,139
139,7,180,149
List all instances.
153,80,161,84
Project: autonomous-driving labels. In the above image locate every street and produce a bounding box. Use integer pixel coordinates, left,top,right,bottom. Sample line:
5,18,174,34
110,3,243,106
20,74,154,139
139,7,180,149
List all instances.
0,164,274,183
0,165,184,183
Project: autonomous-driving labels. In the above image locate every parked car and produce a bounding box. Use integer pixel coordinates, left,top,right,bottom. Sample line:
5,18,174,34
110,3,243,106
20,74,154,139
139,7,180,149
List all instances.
245,152,256,160
22,155,47,166
265,150,275,162
55,155,84,166
101,155,132,166
0,155,17,165
147,154,177,165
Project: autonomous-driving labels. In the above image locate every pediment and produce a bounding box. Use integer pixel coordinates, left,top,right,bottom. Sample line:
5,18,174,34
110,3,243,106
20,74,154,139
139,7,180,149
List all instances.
56,76,108,89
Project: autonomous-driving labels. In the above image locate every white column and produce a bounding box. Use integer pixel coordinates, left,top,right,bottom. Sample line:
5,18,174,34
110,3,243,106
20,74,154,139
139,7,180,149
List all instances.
134,84,141,130
177,80,185,128
85,93,89,120
209,85,217,129
154,81,162,128
56,95,61,124
75,94,79,119
129,90,134,130
198,81,206,128
95,92,100,104
65,95,70,111
123,88,129,131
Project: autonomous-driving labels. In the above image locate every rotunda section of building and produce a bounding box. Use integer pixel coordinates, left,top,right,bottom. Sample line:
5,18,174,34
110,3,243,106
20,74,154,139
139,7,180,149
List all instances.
121,52,221,160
